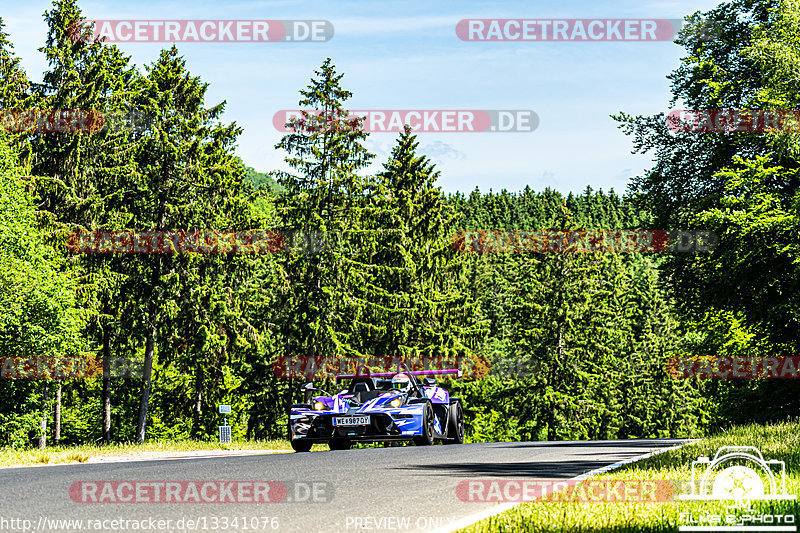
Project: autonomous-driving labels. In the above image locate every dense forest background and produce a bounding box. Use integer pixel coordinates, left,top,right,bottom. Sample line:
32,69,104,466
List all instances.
0,0,798,448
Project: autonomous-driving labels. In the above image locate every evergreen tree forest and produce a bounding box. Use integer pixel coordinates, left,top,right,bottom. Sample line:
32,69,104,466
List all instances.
0,0,798,448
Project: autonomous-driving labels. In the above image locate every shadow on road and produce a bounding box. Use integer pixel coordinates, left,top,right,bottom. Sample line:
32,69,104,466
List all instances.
486,439,685,450
392,439,685,478
393,459,615,478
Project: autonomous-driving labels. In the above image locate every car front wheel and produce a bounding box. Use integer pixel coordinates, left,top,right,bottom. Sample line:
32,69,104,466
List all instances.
444,400,464,445
413,402,435,446
291,439,313,452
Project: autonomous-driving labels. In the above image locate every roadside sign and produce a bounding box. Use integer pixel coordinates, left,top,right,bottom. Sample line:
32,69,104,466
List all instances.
219,404,231,414
219,425,231,444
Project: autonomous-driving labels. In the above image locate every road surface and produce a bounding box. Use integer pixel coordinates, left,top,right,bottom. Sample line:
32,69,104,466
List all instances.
0,439,684,533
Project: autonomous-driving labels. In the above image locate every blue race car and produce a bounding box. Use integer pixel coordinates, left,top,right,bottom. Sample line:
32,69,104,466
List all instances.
288,364,465,451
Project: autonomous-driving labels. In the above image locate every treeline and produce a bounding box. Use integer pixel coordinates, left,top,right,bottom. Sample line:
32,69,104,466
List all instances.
448,187,703,440
615,0,800,426
0,0,798,448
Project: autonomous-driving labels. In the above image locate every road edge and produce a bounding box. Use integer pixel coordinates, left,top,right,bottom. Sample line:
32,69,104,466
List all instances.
0,449,293,470
430,439,698,533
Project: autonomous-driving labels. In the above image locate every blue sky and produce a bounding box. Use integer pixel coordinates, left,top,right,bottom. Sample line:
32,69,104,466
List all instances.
4,0,723,195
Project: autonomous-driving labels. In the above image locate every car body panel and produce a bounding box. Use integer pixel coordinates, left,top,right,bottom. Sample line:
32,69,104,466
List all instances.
425,386,449,404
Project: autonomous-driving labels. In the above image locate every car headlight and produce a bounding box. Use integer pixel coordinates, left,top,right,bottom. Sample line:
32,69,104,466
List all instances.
390,398,402,408
313,401,325,411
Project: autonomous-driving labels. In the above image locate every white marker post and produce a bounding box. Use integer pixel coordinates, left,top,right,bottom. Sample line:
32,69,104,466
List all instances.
218,404,232,443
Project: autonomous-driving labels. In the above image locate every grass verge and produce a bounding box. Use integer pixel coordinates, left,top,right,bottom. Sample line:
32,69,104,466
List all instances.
0,439,319,468
459,420,800,532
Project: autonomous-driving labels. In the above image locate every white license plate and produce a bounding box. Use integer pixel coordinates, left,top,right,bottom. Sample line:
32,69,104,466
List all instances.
333,416,370,426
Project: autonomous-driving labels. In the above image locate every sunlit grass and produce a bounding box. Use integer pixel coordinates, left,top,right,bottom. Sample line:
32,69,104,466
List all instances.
0,437,432,466
460,420,800,532
0,438,300,468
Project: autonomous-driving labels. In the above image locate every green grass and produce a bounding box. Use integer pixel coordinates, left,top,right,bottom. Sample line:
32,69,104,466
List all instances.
0,435,444,467
0,437,444,467
460,420,800,532
0,439,308,468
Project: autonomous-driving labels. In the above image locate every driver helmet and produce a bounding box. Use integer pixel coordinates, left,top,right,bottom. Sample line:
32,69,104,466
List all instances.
391,373,411,391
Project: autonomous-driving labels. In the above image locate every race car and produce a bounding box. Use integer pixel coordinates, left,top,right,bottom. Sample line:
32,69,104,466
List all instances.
288,364,465,452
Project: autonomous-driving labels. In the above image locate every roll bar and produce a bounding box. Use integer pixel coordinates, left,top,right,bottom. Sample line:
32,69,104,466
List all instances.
335,363,462,382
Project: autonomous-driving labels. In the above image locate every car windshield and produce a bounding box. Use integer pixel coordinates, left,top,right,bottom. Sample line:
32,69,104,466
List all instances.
375,379,393,390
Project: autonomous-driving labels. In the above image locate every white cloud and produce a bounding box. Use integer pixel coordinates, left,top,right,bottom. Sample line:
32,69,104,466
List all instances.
420,140,466,162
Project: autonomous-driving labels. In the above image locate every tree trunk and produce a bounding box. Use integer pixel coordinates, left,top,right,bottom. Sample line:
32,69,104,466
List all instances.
39,382,48,449
547,326,564,441
102,323,112,444
135,317,157,444
54,382,61,445
136,249,163,445
192,356,203,439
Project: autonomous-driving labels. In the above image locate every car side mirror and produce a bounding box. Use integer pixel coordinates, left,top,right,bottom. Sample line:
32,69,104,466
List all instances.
423,377,437,387
301,382,328,393
300,382,328,403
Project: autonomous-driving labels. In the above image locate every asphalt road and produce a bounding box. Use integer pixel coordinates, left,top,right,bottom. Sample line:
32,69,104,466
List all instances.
0,439,684,533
